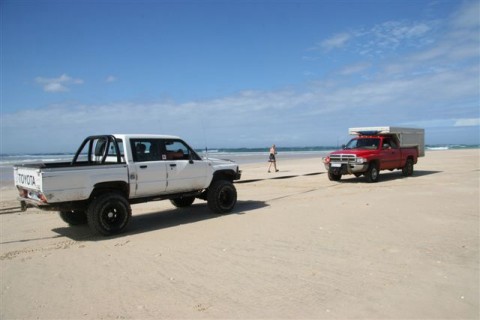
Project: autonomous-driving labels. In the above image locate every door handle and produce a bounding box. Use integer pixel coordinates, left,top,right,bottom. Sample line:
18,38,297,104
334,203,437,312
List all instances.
140,165,148,169
169,163,177,167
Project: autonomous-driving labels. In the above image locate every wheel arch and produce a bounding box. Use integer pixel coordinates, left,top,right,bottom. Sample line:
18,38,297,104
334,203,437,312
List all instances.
368,159,380,168
211,169,237,183
406,155,416,163
90,181,130,199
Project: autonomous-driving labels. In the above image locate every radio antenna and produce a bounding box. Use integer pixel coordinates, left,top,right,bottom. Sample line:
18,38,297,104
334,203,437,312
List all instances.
200,116,209,159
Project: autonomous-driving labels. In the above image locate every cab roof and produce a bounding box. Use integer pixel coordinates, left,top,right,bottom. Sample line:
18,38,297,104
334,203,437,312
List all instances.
112,134,181,140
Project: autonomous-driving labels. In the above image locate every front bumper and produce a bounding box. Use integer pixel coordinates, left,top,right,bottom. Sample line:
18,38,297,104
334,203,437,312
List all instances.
235,170,242,180
324,162,369,175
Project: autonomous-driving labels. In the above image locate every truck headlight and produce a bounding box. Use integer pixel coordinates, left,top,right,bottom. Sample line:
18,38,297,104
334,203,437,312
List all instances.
356,157,367,164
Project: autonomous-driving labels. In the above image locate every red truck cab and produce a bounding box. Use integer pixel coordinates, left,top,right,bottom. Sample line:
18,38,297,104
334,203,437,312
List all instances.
323,127,424,182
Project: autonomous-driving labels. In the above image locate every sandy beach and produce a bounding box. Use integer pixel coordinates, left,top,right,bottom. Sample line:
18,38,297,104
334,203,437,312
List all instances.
1,149,478,319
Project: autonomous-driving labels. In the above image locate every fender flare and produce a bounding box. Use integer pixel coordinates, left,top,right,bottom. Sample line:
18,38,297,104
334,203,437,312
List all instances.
90,181,130,199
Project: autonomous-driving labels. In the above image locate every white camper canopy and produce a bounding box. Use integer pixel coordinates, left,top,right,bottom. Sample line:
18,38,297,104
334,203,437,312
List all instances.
349,127,425,157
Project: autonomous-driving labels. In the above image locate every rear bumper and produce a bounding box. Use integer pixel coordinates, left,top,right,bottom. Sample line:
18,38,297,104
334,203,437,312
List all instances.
17,197,53,210
17,196,86,212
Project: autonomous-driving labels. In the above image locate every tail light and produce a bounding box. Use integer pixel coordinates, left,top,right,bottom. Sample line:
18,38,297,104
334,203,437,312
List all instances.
39,193,48,203
18,188,28,198
17,188,48,203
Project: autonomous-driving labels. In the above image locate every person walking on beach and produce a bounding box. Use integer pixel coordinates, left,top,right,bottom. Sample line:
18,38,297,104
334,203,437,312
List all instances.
268,144,279,173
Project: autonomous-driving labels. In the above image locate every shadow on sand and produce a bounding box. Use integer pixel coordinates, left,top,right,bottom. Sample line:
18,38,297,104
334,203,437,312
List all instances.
236,172,323,184
52,200,268,241
338,170,442,183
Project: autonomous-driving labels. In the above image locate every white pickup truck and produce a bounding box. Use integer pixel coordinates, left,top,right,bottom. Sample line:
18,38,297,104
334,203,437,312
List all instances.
14,134,242,235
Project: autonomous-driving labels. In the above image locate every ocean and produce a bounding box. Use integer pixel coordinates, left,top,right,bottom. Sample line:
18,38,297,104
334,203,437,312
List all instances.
1,144,478,189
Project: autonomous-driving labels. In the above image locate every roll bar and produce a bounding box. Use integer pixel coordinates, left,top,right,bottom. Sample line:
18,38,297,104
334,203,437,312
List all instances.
71,135,123,165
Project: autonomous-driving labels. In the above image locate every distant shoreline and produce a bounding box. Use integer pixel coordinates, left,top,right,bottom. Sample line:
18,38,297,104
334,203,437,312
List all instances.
1,143,478,158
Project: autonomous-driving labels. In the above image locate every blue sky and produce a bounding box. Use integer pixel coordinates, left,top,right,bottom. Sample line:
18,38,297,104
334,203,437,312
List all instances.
1,0,479,153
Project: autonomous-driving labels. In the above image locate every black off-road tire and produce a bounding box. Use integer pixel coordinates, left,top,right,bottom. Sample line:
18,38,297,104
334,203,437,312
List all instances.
59,210,88,225
87,192,131,236
207,180,237,214
328,171,342,181
366,162,379,183
170,196,195,208
402,158,414,176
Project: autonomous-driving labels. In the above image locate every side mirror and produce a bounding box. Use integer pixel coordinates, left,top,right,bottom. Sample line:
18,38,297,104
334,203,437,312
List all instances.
341,144,346,149
189,153,194,164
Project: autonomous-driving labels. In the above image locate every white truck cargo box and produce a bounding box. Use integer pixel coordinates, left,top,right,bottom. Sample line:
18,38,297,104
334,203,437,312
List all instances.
349,126,425,157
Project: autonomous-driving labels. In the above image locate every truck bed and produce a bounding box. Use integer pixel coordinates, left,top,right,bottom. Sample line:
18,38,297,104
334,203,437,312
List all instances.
15,159,126,169
14,162,129,205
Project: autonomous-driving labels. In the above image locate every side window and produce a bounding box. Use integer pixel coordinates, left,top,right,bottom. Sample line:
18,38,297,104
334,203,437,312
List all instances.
383,138,391,149
131,139,163,162
164,140,190,160
163,140,201,161
390,139,398,149
370,139,380,149
383,138,398,149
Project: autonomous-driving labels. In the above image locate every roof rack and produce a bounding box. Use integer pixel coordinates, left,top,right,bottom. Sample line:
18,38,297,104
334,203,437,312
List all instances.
356,131,381,136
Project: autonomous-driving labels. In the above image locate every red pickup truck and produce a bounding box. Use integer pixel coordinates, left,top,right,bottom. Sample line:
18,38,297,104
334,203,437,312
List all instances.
323,127,425,182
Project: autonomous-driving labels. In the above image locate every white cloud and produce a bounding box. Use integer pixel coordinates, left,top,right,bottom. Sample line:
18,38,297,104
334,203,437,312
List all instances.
320,33,351,51
106,75,117,83
450,0,480,29
339,62,371,75
454,118,480,127
44,82,69,92
401,117,480,130
35,74,84,93
372,20,432,41
316,20,438,58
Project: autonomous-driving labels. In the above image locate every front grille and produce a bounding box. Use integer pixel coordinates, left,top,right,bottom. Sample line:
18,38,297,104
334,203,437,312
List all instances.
330,154,356,163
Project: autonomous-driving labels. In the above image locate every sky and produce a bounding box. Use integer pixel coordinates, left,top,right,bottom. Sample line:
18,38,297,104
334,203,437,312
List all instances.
1,0,479,153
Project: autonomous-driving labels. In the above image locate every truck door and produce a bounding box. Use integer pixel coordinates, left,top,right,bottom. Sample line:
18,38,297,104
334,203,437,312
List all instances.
130,139,167,197
163,139,208,193
380,138,401,169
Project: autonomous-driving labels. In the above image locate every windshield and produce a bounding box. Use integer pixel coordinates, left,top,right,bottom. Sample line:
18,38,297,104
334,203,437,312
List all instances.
345,138,380,150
